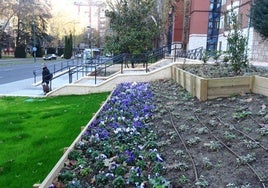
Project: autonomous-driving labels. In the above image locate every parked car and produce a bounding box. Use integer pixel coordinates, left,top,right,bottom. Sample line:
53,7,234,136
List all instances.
75,53,82,58
43,54,57,60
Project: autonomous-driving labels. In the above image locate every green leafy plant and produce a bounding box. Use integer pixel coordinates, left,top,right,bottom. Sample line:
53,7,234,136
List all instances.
195,175,209,187
195,127,209,135
162,120,171,125
94,173,109,186
243,140,259,149
226,183,251,188
180,91,193,100
59,170,74,182
258,127,268,136
251,0,268,38
232,111,252,119
225,1,248,74
136,159,147,170
152,162,164,174
208,111,217,116
157,139,172,147
167,131,177,140
114,165,128,176
223,55,229,63
178,175,189,184
203,141,222,151
95,159,105,171
67,179,82,188
112,176,125,188
75,158,87,168
179,124,189,132
208,119,218,127
213,50,222,64
223,131,236,141
171,162,189,171
105,0,159,55
186,136,201,146
79,167,93,176
236,153,256,165
175,150,186,158
201,50,210,64
202,157,213,170
149,176,171,188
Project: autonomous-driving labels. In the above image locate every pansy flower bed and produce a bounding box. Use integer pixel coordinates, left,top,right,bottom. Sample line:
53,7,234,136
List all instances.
52,82,170,187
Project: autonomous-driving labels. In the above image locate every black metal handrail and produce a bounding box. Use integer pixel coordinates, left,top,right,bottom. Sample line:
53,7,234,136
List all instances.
33,59,82,84
33,44,205,89
87,44,203,82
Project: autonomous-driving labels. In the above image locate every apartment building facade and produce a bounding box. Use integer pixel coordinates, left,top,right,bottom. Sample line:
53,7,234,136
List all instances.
171,0,268,61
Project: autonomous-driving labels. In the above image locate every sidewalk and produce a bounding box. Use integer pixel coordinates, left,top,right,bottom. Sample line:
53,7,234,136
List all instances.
249,61,268,67
0,74,71,97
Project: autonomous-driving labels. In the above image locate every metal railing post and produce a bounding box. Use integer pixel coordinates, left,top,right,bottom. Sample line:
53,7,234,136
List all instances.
146,57,148,73
94,66,97,84
49,80,52,91
33,70,36,83
104,64,107,76
68,67,72,83
77,66,79,80
121,55,124,74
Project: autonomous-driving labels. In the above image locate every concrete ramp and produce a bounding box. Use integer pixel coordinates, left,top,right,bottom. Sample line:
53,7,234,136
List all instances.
47,59,174,96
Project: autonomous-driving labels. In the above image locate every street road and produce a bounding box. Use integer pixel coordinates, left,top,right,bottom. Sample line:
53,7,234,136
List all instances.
0,57,111,85
0,58,81,84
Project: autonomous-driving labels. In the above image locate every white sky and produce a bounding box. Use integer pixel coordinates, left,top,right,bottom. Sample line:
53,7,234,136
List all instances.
50,0,100,30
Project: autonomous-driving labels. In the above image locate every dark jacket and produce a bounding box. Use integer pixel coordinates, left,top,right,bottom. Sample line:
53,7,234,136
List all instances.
42,67,51,84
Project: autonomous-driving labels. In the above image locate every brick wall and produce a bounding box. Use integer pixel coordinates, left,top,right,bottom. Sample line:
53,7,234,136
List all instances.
251,31,268,61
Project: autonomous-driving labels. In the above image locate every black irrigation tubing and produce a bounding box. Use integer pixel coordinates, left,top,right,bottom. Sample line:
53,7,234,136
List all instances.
216,116,268,151
195,114,266,188
249,115,268,129
166,108,199,183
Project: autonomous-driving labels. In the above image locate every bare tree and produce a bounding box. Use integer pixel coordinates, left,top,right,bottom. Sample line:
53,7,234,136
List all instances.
0,0,51,57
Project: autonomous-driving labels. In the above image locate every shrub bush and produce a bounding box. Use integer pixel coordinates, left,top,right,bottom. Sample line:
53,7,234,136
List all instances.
14,45,26,58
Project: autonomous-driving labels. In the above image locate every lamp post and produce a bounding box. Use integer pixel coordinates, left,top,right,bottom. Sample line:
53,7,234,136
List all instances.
32,3,41,63
87,26,93,58
33,20,37,63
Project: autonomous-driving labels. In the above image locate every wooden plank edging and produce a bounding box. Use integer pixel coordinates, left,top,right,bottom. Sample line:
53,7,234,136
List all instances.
171,66,268,100
37,92,114,188
253,75,268,96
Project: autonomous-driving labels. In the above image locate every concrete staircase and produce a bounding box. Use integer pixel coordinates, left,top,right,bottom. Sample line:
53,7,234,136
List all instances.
46,58,176,97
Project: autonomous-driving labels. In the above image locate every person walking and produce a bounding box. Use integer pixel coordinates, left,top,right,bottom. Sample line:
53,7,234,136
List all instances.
42,63,52,94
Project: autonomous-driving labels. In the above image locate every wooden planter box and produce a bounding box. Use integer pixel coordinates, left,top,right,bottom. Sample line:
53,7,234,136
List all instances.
252,75,268,96
171,66,268,101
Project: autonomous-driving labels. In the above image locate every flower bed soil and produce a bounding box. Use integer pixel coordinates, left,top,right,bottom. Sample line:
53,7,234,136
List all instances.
180,63,268,78
151,80,268,187
50,79,268,188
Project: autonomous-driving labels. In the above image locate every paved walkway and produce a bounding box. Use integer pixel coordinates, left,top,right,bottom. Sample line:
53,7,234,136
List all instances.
0,74,71,97
0,60,267,97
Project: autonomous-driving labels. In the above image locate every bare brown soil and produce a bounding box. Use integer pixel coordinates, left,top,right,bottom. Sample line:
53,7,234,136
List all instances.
180,63,268,78
150,79,268,188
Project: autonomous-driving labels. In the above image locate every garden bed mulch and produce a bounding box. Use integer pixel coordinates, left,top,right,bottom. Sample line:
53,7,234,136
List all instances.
50,79,268,188
151,79,268,187
179,63,268,78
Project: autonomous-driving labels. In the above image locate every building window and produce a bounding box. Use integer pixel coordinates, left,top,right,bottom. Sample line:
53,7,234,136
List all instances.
219,41,222,51
220,16,224,29
206,0,222,51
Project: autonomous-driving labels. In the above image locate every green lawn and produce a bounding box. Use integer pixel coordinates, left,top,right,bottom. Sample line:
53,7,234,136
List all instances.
0,93,109,188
